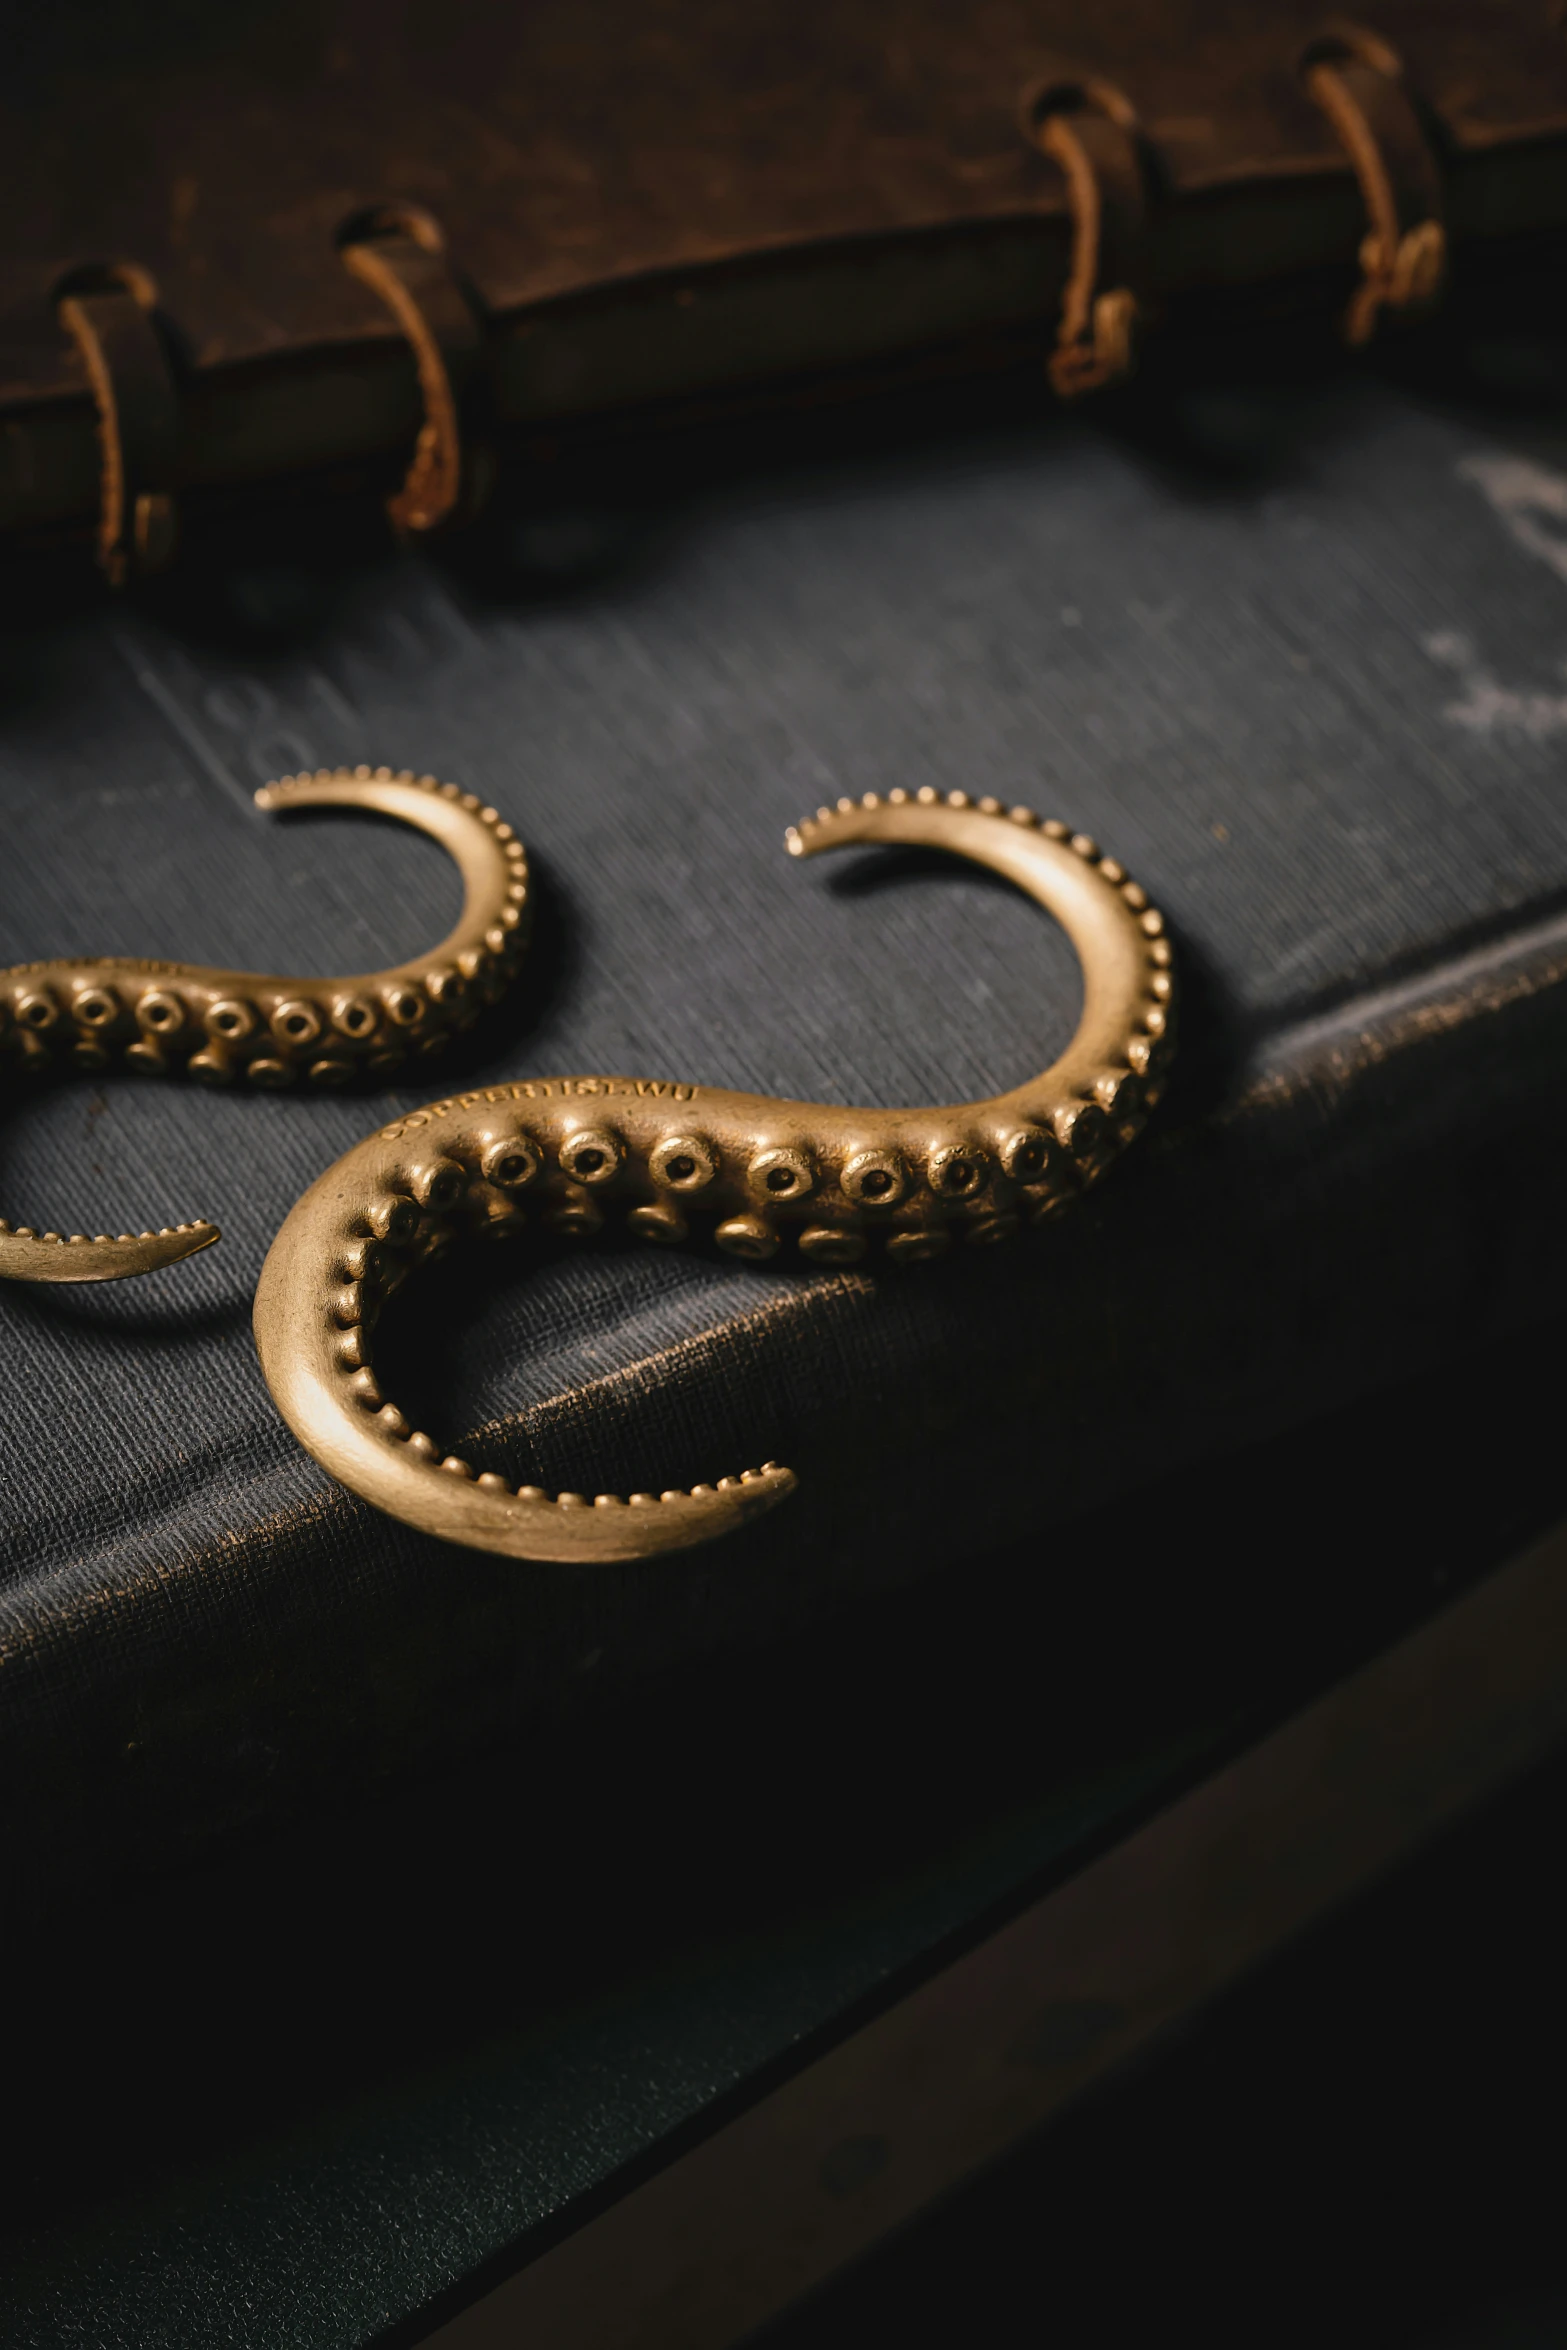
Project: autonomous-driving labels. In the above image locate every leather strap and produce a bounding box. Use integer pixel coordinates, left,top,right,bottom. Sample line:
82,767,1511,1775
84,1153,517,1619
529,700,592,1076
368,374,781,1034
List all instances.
340,216,488,534
56,284,180,586
1304,39,1446,345
1025,87,1146,400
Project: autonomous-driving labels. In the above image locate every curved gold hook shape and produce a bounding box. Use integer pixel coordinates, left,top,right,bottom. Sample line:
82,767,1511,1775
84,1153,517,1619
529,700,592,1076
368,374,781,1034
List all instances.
254,790,1175,1563
0,767,529,1284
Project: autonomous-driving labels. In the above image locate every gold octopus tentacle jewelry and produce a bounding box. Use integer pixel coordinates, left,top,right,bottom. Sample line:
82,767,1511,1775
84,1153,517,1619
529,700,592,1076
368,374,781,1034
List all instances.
254,788,1174,1564
0,766,529,1286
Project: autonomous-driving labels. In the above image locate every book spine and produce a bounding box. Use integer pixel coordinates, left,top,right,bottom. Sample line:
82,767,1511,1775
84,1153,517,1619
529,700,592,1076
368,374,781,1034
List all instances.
1,21,1560,568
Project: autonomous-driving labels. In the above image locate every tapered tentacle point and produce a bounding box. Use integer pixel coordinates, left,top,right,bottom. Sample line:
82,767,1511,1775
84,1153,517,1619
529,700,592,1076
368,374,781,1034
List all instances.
0,765,529,1286
0,1218,220,1285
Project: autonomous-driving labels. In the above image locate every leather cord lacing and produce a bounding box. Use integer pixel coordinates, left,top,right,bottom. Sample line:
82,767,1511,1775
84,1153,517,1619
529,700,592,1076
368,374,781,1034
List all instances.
48,18,1453,577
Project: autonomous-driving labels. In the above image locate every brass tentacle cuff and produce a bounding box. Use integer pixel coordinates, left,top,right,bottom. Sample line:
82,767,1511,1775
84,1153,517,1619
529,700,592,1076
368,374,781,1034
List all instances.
254,794,1175,1566
55,273,180,586
1024,81,1147,401
340,209,490,535
1303,29,1446,346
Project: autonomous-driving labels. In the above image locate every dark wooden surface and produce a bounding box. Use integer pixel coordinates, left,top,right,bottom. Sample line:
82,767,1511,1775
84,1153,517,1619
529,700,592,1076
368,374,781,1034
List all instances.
760,1732,1567,2350
2,1315,1565,2348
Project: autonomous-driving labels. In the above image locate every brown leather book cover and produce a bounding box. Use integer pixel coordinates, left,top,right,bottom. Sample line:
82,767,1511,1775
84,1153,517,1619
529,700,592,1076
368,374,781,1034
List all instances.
5,1,1567,559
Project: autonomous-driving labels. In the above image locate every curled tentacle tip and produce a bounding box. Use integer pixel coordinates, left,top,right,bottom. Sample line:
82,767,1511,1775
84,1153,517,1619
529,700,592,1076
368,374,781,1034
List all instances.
789,812,835,859
556,1455,796,1557
0,1215,220,1286
792,787,1022,860
378,1442,796,1562
252,779,313,813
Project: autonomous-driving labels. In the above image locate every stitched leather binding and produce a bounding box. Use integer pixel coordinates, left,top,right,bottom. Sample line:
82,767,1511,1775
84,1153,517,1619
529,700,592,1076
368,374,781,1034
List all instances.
1303,26,1447,342
338,207,492,534
54,276,180,582
3,1,1566,563
1022,78,1149,397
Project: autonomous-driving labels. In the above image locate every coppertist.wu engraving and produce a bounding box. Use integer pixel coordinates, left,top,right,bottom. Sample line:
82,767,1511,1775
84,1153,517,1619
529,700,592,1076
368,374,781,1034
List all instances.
253,789,1175,1564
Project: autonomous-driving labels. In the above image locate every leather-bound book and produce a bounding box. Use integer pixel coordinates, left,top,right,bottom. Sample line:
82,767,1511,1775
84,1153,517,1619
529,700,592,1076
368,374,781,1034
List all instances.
4,0,1567,566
